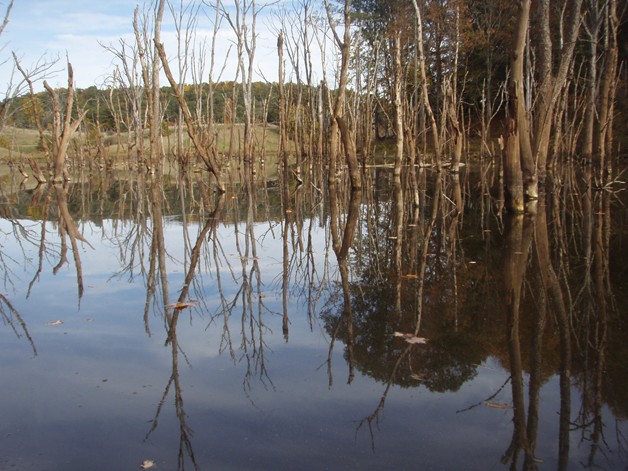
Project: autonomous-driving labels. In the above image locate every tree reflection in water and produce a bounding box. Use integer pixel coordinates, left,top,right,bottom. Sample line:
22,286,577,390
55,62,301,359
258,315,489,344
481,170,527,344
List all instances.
0,160,626,469
317,163,626,467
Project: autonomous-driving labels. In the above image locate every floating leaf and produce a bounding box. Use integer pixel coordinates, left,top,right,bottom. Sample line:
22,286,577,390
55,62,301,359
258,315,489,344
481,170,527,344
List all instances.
401,274,418,279
484,401,511,409
140,460,156,469
47,320,63,326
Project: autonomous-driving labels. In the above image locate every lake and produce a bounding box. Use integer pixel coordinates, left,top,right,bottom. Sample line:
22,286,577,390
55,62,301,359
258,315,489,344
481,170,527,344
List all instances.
0,163,626,470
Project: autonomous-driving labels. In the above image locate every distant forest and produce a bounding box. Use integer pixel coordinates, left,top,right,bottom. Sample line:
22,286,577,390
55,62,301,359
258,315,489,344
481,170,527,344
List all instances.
7,82,290,131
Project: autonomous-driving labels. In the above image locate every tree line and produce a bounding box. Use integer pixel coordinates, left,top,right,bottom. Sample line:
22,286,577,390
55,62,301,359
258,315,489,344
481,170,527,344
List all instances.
6,82,299,131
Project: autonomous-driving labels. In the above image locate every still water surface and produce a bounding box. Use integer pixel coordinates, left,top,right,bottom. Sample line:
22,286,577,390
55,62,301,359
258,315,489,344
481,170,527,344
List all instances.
0,166,626,470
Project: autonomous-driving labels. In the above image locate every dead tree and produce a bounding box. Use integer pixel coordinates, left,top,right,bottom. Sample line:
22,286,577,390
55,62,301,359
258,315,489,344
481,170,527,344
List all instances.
132,1,165,173
222,0,260,168
324,0,361,190
0,0,14,133
277,31,288,169
392,32,404,178
102,38,145,167
595,0,619,179
532,0,583,174
502,0,531,213
411,0,442,168
43,61,87,183
169,0,200,167
12,53,58,181
155,41,225,191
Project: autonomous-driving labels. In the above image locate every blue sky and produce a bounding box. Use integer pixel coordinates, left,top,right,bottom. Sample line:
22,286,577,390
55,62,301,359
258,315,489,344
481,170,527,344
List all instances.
4,0,147,88
0,0,326,92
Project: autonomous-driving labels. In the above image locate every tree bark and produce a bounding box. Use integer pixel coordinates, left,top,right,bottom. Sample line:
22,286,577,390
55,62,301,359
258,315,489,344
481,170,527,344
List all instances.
504,0,531,213
532,0,583,175
155,41,224,191
595,0,618,180
151,0,166,172
277,32,288,168
393,32,404,177
325,0,361,190
43,62,87,183
411,0,441,168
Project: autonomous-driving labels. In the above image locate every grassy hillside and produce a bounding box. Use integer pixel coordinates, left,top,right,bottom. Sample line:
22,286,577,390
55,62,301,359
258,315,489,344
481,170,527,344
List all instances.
0,122,289,166
0,126,43,159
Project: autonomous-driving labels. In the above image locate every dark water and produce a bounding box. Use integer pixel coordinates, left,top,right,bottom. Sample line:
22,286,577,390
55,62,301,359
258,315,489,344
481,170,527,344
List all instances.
0,165,626,471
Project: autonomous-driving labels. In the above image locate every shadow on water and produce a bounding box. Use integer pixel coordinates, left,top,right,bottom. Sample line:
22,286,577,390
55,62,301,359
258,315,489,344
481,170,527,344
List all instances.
0,160,627,470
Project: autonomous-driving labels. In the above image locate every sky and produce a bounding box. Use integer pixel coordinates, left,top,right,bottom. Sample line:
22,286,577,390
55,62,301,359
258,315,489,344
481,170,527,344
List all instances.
0,0,327,93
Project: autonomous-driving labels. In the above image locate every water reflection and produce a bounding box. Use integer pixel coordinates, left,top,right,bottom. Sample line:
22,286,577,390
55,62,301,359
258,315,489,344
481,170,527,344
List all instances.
0,162,626,470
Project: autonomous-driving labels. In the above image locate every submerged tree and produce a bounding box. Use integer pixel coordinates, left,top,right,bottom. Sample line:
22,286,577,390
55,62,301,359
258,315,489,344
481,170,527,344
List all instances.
44,61,88,183
325,0,362,190
502,0,530,213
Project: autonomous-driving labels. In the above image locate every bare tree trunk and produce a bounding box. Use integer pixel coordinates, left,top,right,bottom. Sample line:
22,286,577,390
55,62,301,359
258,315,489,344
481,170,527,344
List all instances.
151,0,166,173
222,0,258,169
532,0,583,174
595,0,618,181
393,32,404,178
277,32,288,168
325,0,361,190
205,0,222,164
13,53,51,167
504,0,531,213
0,0,15,134
411,0,441,168
169,0,199,169
448,8,463,173
155,41,224,191
582,0,602,163
103,37,144,168
134,8,153,172
518,10,536,200
44,62,87,183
